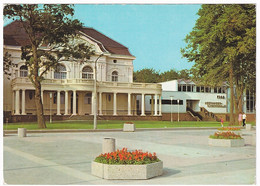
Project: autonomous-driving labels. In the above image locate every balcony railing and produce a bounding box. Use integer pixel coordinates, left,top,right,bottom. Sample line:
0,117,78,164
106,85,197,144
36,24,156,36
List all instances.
12,77,161,89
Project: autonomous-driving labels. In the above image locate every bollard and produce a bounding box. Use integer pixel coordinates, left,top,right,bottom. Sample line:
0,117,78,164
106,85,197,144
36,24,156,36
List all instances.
246,124,252,131
102,138,115,153
18,128,27,137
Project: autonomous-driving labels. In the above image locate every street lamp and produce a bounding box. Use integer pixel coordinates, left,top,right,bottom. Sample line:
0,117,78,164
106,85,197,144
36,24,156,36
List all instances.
177,99,180,122
93,53,104,130
49,92,52,123
170,96,173,122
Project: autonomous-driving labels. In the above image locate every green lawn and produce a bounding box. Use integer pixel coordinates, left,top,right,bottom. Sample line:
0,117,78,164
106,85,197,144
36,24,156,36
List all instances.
3,120,253,130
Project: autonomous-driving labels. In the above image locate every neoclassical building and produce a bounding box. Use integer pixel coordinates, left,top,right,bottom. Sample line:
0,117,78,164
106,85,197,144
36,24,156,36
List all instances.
3,21,162,120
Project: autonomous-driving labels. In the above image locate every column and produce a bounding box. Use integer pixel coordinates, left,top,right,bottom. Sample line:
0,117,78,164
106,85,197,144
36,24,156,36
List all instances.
141,93,145,116
12,91,15,114
21,89,26,115
151,95,154,115
99,92,102,115
113,92,117,115
15,89,20,115
73,90,77,115
159,94,162,116
57,90,61,115
65,91,68,115
128,93,131,115
154,94,158,116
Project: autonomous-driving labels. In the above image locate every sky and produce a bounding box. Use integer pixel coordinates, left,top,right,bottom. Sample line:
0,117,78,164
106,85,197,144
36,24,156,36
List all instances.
3,4,201,72
73,4,201,72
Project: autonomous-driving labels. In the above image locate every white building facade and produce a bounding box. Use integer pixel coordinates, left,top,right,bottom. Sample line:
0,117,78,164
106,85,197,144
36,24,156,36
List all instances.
3,21,162,121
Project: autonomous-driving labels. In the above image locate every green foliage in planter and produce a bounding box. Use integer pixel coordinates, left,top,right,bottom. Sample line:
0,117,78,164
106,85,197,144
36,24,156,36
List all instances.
209,131,243,139
94,148,160,165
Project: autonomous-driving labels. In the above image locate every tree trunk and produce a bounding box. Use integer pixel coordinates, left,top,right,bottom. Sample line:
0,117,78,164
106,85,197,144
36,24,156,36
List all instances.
35,80,46,129
32,44,46,129
229,64,235,125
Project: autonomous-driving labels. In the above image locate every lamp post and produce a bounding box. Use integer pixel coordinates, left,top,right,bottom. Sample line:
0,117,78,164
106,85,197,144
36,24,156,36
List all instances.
49,92,52,123
177,99,180,122
170,96,173,122
93,53,104,130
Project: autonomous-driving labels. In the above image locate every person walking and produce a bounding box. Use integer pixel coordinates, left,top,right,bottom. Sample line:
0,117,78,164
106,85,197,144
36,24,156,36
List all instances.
220,117,224,128
238,113,242,126
242,113,247,127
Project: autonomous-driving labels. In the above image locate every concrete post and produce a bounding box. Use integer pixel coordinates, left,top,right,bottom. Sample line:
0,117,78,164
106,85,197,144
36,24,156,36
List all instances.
159,95,162,116
246,124,252,131
102,138,115,153
18,128,27,137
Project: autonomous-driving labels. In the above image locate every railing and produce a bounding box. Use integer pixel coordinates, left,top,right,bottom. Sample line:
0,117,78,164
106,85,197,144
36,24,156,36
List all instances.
12,77,161,89
186,107,202,121
200,107,220,121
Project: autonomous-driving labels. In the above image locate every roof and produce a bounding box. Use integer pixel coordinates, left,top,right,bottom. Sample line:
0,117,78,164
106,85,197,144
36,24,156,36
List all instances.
4,21,134,57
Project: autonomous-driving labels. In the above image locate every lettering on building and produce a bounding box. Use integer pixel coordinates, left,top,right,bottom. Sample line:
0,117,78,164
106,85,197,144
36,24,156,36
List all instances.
205,102,226,108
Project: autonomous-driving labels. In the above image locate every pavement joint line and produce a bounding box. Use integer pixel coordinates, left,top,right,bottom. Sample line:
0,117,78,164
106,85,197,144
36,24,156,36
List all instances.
3,146,97,182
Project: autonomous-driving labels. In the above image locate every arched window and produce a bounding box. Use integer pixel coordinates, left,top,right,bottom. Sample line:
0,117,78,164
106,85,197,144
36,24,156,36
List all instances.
112,71,118,82
20,65,28,77
54,64,66,79
82,66,93,79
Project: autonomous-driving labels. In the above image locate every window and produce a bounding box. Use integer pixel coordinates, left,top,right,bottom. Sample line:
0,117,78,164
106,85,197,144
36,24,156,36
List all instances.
112,71,118,82
196,86,200,92
60,92,65,104
201,86,204,92
84,93,92,104
113,60,117,63
187,85,191,92
214,87,218,93
20,65,28,77
82,66,93,79
54,64,66,79
178,85,182,91
162,99,183,105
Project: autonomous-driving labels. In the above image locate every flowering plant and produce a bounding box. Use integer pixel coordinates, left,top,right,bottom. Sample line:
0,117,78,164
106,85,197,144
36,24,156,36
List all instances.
218,127,241,131
94,148,160,165
124,122,134,124
209,131,242,139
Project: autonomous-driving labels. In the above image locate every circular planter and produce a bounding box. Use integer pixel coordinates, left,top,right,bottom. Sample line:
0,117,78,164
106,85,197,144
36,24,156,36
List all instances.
208,138,245,147
91,161,163,179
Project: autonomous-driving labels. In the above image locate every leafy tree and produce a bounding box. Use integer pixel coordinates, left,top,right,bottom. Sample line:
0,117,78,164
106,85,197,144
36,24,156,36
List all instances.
160,69,179,82
133,68,161,83
181,4,256,125
3,52,15,80
4,4,94,128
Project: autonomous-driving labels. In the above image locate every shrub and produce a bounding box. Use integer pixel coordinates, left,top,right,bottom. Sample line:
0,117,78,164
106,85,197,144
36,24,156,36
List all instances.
209,131,242,139
218,127,241,131
94,148,160,165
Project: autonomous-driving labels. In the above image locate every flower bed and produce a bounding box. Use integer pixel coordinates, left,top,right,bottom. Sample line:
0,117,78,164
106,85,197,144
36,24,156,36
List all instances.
217,127,242,135
208,132,244,147
92,148,163,179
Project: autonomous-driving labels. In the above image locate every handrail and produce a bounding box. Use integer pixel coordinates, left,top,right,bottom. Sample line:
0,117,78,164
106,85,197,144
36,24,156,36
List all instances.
187,107,202,121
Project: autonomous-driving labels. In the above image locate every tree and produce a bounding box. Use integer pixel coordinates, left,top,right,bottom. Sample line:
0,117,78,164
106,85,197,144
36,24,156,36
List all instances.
4,4,94,128
181,4,256,125
160,69,179,82
133,68,161,83
3,52,15,80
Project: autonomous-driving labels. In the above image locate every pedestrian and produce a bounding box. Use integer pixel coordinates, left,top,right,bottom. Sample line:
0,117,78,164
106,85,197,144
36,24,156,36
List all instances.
220,117,224,127
242,113,247,127
238,112,242,126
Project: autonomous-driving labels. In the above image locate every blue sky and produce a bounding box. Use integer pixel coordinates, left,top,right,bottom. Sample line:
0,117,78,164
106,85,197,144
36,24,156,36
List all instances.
3,4,201,72
73,4,201,72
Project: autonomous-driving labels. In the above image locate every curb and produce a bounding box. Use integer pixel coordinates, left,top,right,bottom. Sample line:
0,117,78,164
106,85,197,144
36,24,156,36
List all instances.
3,127,222,134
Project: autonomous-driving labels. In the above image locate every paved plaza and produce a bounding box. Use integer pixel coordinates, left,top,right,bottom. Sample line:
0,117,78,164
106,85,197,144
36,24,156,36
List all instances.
3,128,256,184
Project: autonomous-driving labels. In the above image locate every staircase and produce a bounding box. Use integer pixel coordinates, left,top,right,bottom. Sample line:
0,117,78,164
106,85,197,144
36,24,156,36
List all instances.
186,107,202,121
199,107,220,122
